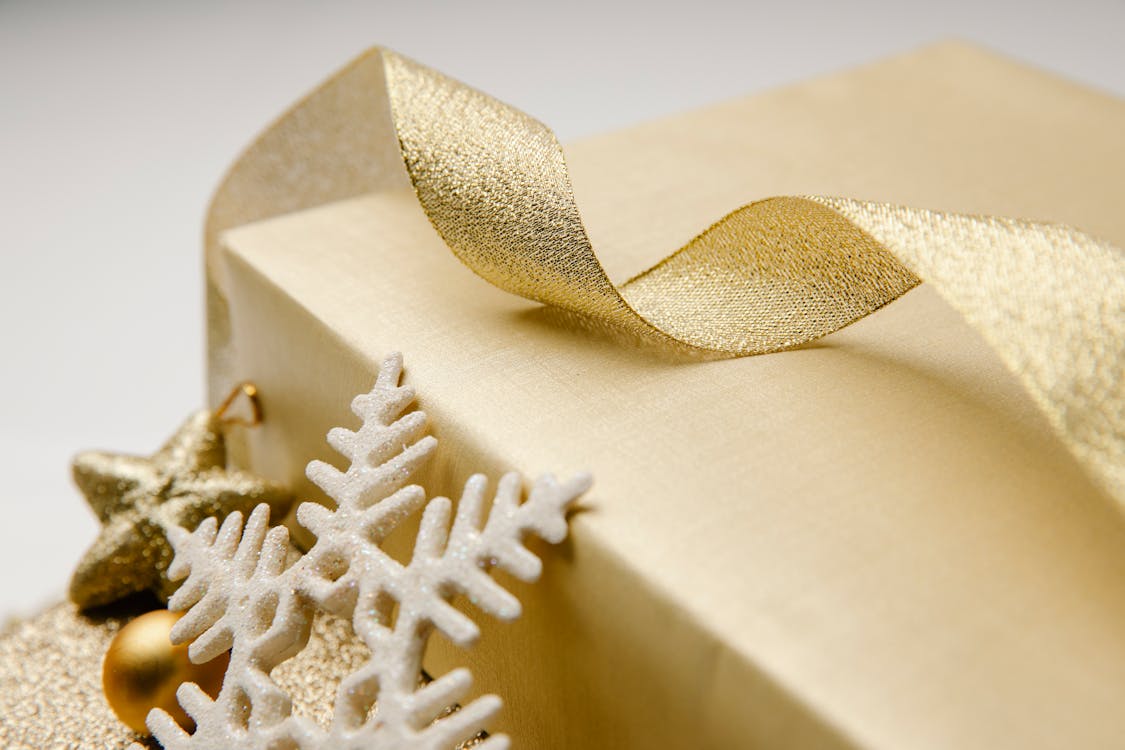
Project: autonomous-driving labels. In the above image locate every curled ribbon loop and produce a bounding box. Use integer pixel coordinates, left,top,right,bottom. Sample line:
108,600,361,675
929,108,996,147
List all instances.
207,48,1125,505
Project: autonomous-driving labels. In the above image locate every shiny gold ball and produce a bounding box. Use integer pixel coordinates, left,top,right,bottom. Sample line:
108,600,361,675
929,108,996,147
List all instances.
102,609,229,734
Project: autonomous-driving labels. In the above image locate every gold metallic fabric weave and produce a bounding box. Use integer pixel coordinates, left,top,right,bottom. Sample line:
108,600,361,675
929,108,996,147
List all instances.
389,49,1124,504
206,47,1123,504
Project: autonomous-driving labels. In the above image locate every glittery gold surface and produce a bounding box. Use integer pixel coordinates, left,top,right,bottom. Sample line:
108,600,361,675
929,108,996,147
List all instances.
69,410,293,608
379,50,1125,503
0,602,483,748
0,602,152,749
204,47,1124,505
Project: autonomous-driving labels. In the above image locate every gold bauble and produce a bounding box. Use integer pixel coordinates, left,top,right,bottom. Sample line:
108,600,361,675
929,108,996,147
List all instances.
102,609,229,734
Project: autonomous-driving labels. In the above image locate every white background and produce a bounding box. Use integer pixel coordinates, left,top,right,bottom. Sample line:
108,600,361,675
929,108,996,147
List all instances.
2,0,1124,616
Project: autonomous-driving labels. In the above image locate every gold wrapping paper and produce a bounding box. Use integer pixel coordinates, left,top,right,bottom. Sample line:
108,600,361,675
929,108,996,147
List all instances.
202,42,1125,749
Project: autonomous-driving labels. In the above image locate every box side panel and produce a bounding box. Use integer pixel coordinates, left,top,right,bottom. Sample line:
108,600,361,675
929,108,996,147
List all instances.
222,246,860,749
212,42,1125,750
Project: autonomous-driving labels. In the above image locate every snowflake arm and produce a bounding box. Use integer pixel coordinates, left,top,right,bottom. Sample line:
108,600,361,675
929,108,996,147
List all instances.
147,353,591,750
149,504,315,748
403,471,593,646
298,352,437,623
332,470,589,747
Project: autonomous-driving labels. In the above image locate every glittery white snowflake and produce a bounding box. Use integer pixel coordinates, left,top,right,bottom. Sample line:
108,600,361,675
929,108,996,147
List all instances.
144,353,591,749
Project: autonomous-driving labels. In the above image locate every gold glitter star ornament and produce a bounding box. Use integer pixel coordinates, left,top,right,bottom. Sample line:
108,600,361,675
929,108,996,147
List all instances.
69,399,293,609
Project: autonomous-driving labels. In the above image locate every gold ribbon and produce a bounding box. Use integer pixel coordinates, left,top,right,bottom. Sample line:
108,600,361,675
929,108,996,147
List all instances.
205,48,1125,505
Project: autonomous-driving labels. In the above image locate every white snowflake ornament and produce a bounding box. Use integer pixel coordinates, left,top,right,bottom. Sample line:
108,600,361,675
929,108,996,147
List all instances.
144,353,591,749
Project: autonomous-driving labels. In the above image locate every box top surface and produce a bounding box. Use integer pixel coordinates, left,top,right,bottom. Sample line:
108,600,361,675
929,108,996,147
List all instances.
220,42,1125,749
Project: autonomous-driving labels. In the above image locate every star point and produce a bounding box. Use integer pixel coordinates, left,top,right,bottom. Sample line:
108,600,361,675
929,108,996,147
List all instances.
68,409,293,609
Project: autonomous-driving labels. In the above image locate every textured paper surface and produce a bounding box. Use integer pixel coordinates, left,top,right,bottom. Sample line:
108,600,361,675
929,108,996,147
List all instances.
213,43,1125,749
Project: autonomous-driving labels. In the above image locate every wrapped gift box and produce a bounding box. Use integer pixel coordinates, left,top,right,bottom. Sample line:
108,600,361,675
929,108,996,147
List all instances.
207,42,1125,749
